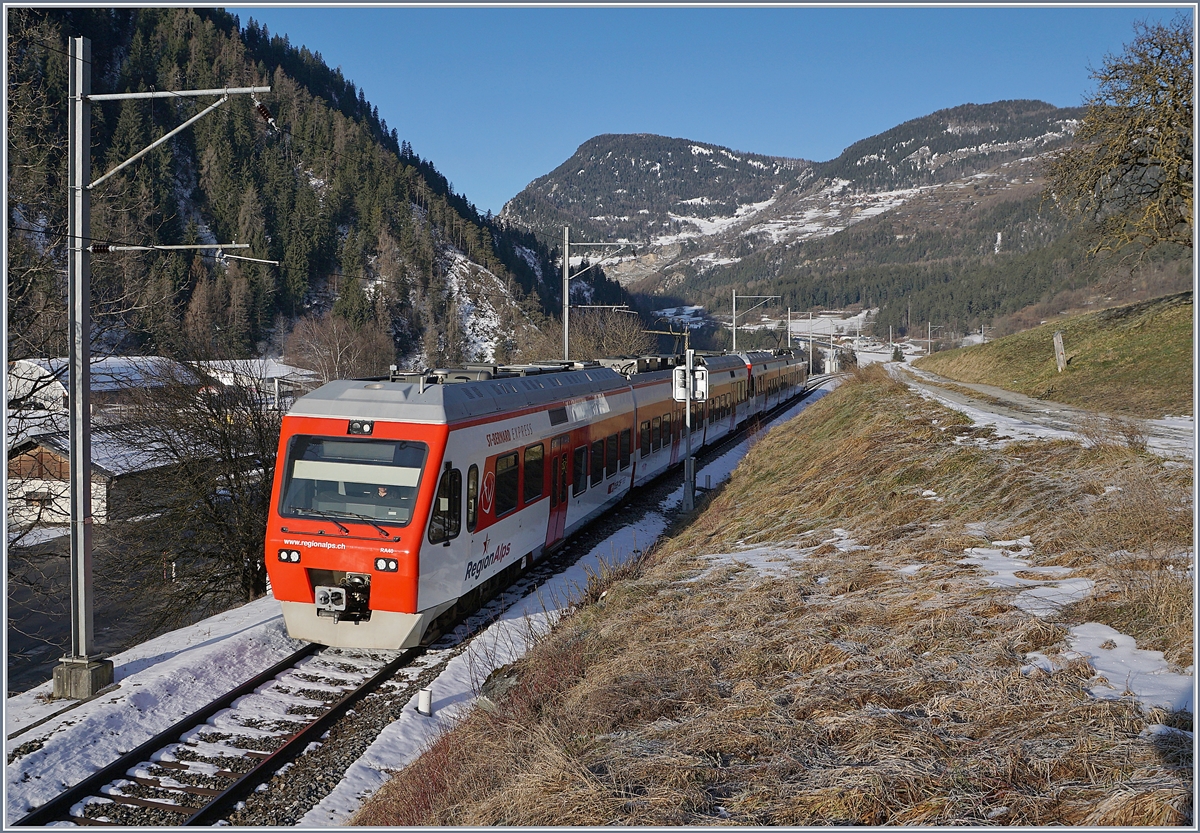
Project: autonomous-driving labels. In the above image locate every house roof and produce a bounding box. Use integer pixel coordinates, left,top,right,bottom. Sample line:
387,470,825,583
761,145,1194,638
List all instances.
9,356,203,394
26,428,180,479
196,359,319,385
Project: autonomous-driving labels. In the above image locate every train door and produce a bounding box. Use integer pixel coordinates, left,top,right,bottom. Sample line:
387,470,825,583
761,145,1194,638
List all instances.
545,433,571,550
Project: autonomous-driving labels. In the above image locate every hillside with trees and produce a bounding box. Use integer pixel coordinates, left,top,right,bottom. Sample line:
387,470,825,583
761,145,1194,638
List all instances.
501,133,812,244
7,7,634,374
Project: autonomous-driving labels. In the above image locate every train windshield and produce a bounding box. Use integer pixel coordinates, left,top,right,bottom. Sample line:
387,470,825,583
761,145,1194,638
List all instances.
279,436,428,526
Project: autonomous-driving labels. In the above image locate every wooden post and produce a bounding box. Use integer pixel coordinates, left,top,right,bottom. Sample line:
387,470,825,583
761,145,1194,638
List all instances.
1053,331,1066,373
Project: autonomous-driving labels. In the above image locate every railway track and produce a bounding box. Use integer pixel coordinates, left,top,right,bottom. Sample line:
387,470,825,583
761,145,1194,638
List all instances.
13,645,417,826
14,380,836,826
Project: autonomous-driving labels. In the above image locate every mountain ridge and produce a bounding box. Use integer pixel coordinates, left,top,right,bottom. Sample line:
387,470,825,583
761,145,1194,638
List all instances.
498,99,1188,339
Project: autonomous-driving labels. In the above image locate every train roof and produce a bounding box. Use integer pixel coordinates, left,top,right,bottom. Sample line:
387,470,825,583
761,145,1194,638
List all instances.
287,366,632,425
287,351,775,426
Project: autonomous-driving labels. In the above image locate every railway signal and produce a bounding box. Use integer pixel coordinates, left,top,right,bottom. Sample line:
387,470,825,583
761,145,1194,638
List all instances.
672,364,708,403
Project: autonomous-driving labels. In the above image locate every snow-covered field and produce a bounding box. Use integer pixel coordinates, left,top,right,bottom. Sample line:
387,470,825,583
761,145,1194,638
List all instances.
7,374,1193,824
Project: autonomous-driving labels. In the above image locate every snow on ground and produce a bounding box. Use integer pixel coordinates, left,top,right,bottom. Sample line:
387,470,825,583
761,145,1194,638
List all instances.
1066,623,1193,713
5,598,297,818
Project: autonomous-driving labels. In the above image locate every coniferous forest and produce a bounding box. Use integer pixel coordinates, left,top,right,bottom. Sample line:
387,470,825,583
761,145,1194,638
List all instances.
7,7,631,369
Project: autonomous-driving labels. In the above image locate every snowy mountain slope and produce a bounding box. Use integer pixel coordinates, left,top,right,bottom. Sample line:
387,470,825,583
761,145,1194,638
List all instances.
500,100,1084,294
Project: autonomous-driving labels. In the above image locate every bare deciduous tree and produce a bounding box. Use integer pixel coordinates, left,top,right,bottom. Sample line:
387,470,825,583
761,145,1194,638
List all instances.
1044,15,1193,254
284,313,395,382
515,309,656,363
103,360,284,624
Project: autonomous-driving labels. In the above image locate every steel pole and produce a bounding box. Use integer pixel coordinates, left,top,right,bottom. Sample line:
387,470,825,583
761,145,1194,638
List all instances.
562,226,570,361
67,36,94,662
56,37,112,698
683,348,694,512
731,289,737,351
809,311,814,373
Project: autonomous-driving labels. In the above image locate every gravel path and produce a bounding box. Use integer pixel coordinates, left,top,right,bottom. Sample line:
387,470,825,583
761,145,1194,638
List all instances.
894,365,1194,461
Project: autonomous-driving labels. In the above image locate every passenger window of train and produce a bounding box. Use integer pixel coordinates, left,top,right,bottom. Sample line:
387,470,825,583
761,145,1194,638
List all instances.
605,433,618,477
651,416,661,451
428,467,462,544
662,414,671,447
590,440,604,486
495,453,519,516
524,444,544,503
640,421,651,456
573,446,588,496
619,429,631,469
467,465,479,532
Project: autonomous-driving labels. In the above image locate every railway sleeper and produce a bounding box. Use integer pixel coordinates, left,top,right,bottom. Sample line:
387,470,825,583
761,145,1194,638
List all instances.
127,775,225,797
152,759,240,780
108,794,195,814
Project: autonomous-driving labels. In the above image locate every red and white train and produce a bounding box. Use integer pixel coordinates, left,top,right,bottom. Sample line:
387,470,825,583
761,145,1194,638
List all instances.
264,350,806,649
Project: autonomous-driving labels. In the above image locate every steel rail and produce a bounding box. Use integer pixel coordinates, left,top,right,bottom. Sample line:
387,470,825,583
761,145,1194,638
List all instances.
182,646,422,825
12,643,319,827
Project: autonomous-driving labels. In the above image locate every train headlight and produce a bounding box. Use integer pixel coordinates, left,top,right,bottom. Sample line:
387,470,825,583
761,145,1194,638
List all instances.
375,557,399,572
277,549,301,563
348,419,374,435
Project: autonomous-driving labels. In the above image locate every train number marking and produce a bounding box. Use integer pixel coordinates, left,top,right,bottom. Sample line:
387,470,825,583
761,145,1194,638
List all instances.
480,470,495,515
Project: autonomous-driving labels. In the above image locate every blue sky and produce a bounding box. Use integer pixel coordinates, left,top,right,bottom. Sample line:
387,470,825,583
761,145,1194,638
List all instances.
236,5,1188,216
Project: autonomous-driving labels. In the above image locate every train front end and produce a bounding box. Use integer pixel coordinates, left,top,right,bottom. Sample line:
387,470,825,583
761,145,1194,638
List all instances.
265,380,450,649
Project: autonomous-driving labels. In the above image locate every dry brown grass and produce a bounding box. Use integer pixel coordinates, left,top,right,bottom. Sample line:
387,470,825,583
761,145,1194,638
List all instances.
353,365,1193,827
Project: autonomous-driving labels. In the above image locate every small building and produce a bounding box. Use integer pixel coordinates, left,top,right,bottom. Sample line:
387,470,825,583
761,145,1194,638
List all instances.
7,356,203,416
196,358,319,408
7,428,179,527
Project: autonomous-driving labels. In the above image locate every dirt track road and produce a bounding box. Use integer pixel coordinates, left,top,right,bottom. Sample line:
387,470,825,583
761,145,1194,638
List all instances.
892,365,1194,462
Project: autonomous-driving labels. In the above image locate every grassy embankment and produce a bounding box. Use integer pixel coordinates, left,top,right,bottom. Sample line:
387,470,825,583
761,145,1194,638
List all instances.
916,291,1193,419
354,365,1192,826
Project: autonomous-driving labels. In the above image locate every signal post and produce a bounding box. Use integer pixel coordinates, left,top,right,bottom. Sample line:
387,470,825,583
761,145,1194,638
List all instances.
673,349,708,512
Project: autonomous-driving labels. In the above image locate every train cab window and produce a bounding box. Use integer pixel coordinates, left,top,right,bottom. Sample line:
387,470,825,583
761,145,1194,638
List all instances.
590,440,604,486
466,465,479,532
428,466,462,544
573,446,588,496
279,436,428,527
605,433,618,478
619,429,631,469
523,444,544,503
495,452,519,516
640,420,651,456
651,416,661,451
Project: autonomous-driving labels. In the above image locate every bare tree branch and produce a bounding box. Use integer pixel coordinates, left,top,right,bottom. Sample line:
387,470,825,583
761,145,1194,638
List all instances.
1044,15,1193,255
